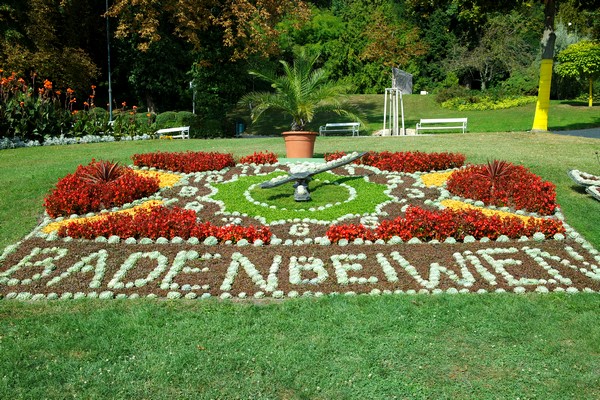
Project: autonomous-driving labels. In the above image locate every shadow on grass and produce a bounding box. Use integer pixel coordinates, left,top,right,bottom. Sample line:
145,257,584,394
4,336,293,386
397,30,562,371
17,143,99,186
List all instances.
552,118,600,131
570,185,589,194
558,100,599,107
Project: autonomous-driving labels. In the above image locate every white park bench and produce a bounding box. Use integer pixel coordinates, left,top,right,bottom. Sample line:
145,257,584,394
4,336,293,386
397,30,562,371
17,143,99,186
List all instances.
415,118,468,134
155,126,190,139
319,122,360,136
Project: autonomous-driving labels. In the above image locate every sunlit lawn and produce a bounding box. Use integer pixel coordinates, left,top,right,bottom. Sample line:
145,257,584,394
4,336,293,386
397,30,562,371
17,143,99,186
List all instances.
1,98,600,399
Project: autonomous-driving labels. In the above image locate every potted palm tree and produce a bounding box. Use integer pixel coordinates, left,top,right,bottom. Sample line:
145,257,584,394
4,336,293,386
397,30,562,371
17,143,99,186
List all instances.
239,48,362,158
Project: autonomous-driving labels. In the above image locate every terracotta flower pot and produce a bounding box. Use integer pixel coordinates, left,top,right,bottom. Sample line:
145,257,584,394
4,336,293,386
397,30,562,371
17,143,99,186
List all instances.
282,131,318,158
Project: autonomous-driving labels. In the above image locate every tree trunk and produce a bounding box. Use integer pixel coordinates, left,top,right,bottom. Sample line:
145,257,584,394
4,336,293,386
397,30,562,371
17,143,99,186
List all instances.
531,0,556,132
146,93,156,114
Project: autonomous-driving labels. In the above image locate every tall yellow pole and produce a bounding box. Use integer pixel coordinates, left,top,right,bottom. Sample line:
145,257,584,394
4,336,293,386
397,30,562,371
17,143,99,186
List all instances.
589,78,593,107
531,0,556,133
532,59,553,132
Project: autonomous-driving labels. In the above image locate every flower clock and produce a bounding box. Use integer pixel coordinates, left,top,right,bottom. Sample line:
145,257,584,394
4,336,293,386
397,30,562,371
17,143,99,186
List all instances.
1,151,599,301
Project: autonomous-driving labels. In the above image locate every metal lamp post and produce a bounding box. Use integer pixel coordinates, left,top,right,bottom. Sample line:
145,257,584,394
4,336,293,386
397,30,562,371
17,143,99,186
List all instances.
106,0,113,121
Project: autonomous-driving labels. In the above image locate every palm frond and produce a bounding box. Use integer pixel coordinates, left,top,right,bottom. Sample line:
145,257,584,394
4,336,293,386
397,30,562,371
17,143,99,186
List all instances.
238,48,362,131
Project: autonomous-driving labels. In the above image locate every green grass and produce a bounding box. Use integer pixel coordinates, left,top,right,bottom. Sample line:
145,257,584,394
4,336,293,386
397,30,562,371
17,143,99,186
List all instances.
238,94,600,135
1,295,599,398
1,97,600,399
213,171,390,222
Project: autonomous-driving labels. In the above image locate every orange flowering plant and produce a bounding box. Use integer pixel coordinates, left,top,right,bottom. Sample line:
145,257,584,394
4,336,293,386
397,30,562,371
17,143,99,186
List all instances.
110,101,155,139
0,71,71,141
70,85,113,137
0,71,152,144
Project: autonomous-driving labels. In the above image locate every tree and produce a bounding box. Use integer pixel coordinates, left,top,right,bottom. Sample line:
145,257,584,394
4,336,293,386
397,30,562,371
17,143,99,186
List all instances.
531,0,557,132
107,0,309,60
445,11,538,91
555,40,600,107
405,0,599,130
0,0,104,97
278,1,427,93
113,31,194,112
238,49,361,131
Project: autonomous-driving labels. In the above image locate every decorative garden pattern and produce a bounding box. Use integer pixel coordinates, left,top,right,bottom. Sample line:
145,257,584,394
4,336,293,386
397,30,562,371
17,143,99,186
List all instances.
1,151,599,300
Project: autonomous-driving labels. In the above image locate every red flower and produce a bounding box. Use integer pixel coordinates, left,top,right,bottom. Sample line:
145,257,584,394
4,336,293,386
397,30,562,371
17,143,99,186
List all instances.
44,161,160,218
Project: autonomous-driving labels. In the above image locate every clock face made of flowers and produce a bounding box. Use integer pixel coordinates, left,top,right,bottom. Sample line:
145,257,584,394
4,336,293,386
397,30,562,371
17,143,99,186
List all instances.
177,156,458,243
1,152,600,301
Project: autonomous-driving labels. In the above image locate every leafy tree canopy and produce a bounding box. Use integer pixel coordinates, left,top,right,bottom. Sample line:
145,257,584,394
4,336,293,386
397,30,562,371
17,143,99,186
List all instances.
107,0,310,59
0,0,102,95
555,40,600,106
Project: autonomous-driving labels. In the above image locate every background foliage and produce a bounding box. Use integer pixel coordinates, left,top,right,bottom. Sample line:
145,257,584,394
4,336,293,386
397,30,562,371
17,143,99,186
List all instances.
1,0,599,134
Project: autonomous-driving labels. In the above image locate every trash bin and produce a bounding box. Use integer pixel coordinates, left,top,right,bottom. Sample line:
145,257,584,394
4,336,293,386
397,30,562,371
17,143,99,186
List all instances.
235,122,246,136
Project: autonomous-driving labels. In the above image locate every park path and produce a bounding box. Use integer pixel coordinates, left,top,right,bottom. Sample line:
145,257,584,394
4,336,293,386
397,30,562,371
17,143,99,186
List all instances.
552,127,600,139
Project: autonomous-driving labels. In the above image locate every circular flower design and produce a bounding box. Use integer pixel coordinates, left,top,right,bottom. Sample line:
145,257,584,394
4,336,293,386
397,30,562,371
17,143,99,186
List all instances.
209,167,392,224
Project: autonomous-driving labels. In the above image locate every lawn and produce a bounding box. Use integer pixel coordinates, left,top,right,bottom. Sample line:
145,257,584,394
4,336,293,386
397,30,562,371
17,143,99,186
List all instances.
1,99,600,399
239,94,600,135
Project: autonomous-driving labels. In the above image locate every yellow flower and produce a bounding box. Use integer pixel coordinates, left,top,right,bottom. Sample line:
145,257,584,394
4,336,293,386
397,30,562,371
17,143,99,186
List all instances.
132,169,181,188
421,171,454,187
42,200,163,233
440,199,543,223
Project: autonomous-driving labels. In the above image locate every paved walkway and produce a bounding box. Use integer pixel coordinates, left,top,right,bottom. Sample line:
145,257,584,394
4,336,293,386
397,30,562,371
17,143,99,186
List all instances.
551,128,600,139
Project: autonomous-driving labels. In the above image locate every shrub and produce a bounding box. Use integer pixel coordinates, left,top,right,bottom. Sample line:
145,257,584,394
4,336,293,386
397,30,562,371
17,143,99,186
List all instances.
434,85,474,104
501,69,539,96
132,151,236,173
447,162,558,215
197,118,231,139
239,151,278,165
155,111,178,129
44,160,160,218
326,206,565,243
441,95,536,111
324,151,466,173
70,107,113,137
174,111,202,138
58,205,272,243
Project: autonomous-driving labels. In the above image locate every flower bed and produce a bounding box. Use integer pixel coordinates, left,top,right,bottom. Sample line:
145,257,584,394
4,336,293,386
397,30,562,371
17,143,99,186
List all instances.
132,151,236,173
568,169,600,187
447,161,557,215
239,151,278,165
1,151,599,300
44,160,160,218
587,186,600,202
327,206,565,243
57,205,271,243
325,150,466,173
